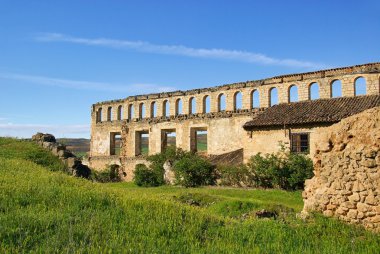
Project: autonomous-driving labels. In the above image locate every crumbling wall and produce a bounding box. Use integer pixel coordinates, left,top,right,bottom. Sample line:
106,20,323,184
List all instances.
302,107,380,231
32,133,91,178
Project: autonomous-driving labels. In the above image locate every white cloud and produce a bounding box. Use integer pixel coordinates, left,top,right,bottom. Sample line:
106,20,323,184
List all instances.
0,72,176,93
0,123,90,138
35,33,328,69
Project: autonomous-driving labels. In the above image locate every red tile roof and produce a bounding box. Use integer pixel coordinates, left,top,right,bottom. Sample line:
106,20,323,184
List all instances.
243,95,380,130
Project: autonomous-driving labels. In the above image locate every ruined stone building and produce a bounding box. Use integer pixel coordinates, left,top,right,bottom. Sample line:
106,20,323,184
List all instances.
89,62,380,180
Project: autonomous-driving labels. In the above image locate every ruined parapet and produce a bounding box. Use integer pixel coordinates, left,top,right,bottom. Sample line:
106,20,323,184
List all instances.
302,107,380,231
32,133,91,178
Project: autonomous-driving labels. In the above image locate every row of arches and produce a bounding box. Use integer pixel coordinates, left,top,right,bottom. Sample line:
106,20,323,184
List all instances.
268,76,367,106
96,77,369,122
96,105,123,123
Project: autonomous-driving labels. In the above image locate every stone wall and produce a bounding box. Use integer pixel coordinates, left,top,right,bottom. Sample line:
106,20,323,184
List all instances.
89,62,380,172
302,107,380,231
32,133,91,178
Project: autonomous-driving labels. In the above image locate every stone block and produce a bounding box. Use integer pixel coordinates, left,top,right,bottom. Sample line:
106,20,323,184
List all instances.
348,193,360,202
365,194,376,205
347,209,358,219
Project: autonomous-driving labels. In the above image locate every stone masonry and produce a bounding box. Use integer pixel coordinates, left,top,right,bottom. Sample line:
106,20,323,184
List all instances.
89,62,380,181
302,107,380,231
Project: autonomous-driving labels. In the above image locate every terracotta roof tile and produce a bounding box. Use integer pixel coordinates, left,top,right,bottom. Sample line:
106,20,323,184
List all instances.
243,95,380,130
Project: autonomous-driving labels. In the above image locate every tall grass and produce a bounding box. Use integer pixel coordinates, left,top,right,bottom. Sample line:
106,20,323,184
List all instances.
0,138,379,253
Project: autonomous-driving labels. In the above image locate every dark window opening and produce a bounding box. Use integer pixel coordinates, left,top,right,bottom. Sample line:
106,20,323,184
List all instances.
110,132,121,156
96,108,102,123
291,133,309,153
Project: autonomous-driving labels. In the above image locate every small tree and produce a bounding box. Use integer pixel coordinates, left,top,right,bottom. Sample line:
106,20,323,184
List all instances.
245,149,313,190
133,164,160,187
173,152,216,187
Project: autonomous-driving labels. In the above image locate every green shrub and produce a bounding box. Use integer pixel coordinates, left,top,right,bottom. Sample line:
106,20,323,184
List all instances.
173,153,216,187
246,151,313,190
133,164,160,187
146,147,186,186
285,152,314,190
218,147,313,190
91,164,122,183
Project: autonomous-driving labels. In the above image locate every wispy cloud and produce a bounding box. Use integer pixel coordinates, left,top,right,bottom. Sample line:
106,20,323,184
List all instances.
35,33,327,69
0,123,90,138
0,72,176,93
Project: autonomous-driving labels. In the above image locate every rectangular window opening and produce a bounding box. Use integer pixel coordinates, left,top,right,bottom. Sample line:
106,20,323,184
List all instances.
161,129,176,152
291,133,309,153
135,131,149,156
110,132,121,156
190,128,208,155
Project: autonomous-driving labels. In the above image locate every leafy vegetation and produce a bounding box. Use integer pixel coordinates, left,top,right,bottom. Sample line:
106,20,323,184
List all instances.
173,152,216,187
135,147,185,186
133,163,161,187
218,149,313,190
1,137,379,253
134,147,215,187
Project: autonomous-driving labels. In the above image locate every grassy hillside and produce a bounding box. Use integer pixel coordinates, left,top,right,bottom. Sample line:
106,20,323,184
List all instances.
0,138,379,253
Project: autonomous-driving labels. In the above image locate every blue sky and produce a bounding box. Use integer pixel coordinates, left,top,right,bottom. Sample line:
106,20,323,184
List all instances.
0,1,379,138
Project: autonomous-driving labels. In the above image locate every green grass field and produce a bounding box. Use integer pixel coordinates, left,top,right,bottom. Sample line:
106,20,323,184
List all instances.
0,137,379,253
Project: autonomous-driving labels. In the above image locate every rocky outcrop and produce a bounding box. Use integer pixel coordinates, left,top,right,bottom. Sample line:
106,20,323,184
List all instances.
32,133,91,178
302,107,380,231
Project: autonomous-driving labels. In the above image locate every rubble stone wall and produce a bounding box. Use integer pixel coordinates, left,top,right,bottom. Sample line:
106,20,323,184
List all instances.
302,107,380,231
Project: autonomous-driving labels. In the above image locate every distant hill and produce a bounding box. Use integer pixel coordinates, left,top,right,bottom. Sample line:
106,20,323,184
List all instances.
57,138,90,157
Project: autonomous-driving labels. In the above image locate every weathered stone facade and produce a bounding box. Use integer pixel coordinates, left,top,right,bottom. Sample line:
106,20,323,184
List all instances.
89,62,380,181
302,107,380,231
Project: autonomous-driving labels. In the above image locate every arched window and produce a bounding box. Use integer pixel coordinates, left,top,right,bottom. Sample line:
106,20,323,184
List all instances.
107,107,112,121
151,101,157,118
96,108,103,122
203,95,211,113
331,80,342,98
269,87,278,106
218,93,226,111
175,99,183,116
163,100,170,117
309,82,320,100
289,85,298,102
234,91,243,110
128,104,134,120
251,90,260,108
189,97,196,114
139,103,145,118
117,105,123,120
354,77,366,96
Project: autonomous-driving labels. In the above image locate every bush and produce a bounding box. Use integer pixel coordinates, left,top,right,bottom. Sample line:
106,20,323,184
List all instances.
173,153,216,187
246,151,313,190
133,164,160,187
285,152,314,190
91,164,122,183
134,147,216,188
146,147,186,186
219,148,314,190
